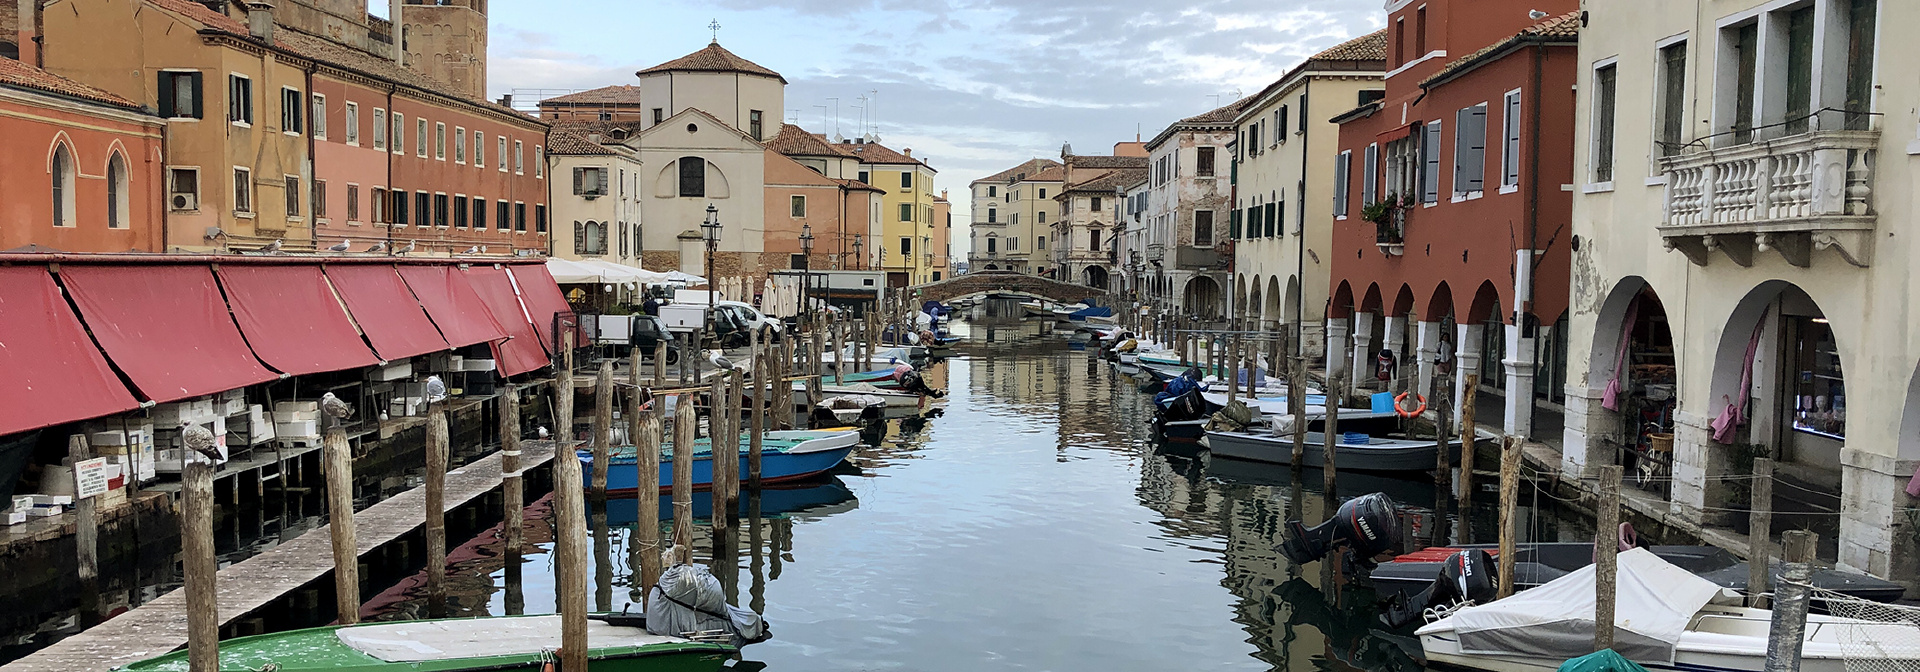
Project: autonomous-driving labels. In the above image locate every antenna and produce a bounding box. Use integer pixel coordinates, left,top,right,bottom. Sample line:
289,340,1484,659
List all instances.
815,104,829,131
826,97,840,136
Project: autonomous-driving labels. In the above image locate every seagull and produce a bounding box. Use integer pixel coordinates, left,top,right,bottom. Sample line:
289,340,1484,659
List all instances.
537,426,551,439
367,241,388,254
424,375,449,403
257,238,283,254
706,350,734,371
180,422,221,462
395,240,416,255
1529,9,1549,19
460,245,480,255
320,392,354,420
326,238,351,252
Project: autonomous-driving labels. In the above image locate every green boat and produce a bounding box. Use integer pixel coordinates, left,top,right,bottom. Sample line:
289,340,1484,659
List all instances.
116,614,736,671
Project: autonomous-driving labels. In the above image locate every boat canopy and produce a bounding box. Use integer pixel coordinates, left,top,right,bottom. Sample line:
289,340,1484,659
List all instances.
1438,548,1739,663
336,615,684,662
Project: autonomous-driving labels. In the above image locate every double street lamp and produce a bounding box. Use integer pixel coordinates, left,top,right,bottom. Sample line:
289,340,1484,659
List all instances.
701,203,720,338
851,235,864,270
800,224,815,318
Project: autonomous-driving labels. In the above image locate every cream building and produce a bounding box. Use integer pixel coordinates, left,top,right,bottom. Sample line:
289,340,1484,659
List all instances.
546,127,643,268
836,139,939,286
1566,0,1913,589
1230,32,1385,358
1144,100,1245,318
969,158,1061,273
1053,150,1146,290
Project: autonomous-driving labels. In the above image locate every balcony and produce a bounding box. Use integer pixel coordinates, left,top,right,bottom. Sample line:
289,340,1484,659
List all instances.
1175,246,1223,270
1146,243,1166,264
1659,130,1877,267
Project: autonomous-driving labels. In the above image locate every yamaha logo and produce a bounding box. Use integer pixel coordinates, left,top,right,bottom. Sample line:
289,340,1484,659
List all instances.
1356,516,1377,540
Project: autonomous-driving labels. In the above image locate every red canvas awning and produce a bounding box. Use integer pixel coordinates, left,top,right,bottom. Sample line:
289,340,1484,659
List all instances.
508,264,574,351
60,265,277,403
462,266,550,377
1376,123,1416,143
324,265,450,361
397,265,506,348
0,268,140,436
216,265,379,375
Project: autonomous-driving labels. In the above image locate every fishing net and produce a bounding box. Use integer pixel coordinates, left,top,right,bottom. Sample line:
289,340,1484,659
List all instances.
1809,586,1920,672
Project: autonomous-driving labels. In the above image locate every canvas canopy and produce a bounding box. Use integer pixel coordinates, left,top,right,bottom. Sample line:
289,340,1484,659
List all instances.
544,257,605,284
576,259,670,284
1435,547,1737,663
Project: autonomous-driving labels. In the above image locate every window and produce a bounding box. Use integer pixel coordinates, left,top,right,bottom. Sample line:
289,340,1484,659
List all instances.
1783,6,1815,136
434,122,446,160
416,118,428,157
515,202,526,232
1592,62,1617,182
749,110,764,141
1362,143,1379,205
158,71,202,119
1395,17,1406,67
1420,120,1442,203
313,179,326,220
574,166,607,196
345,102,360,145
454,126,466,163
619,223,629,257
1038,211,1049,225
858,171,869,184
678,157,705,197
51,144,74,227
1453,102,1487,196
1844,0,1876,130
1657,42,1687,156
416,192,430,228
498,136,508,170
1038,188,1047,199
347,184,360,222
1194,210,1214,247
167,168,199,212
312,93,326,139
1502,90,1523,186
1232,208,1244,238
899,203,913,222
576,220,606,255
900,172,913,190
1416,6,1428,55
390,188,406,225
1730,23,1757,144
900,236,912,255
987,208,997,223
497,201,509,230
435,193,450,227
1266,202,1278,237
535,146,543,177
97,152,128,228
986,237,996,253
281,87,302,135
791,195,806,217
391,112,404,153
1037,235,1046,250
1274,108,1287,146
371,187,387,223
652,108,664,124
233,167,253,214
471,197,485,231
514,140,524,174
1790,316,1845,439
454,195,468,228
1092,196,1103,211
228,74,253,124
1197,146,1215,177
1298,93,1309,133
285,175,301,218
538,205,549,233
1089,229,1101,249
473,132,484,167
1333,150,1351,216
988,185,997,197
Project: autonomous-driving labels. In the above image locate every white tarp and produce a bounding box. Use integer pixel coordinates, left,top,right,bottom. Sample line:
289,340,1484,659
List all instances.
1436,547,1734,663
545,257,606,284
576,259,671,284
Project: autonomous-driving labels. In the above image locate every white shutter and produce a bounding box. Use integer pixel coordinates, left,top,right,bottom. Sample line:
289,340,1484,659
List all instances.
1334,151,1351,215
1504,91,1522,187
1422,121,1442,203
1363,144,1379,204
1467,103,1487,192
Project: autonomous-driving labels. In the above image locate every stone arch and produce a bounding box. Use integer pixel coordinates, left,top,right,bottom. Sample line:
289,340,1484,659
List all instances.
1184,275,1223,319
1425,281,1457,321
1466,280,1503,324
1281,275,1299,322
1082,265,1109,290
1330,280,1354,319
1391,284,1417,318
1234,274,1249,318
1264,275,1284,324
1246,274,1263,322
1359,283,1384,315
1707,281,1839,446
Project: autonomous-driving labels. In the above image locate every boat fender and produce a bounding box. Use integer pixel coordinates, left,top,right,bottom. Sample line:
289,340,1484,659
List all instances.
1393,392,1427,419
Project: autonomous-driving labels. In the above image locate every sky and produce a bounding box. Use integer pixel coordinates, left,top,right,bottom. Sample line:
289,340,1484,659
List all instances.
481,0,1385,257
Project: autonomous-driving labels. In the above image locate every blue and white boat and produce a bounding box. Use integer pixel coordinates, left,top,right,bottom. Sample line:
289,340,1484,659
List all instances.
599,477,858,524
579,429,861,494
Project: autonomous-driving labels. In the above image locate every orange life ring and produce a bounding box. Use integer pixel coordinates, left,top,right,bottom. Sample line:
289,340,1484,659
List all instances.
1394,392,1427,418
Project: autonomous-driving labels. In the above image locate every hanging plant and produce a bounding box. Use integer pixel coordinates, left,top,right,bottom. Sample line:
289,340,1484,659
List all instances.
1361,192,1402,225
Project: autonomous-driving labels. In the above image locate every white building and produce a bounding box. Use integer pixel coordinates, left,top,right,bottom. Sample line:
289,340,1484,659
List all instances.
1142,100,1245,318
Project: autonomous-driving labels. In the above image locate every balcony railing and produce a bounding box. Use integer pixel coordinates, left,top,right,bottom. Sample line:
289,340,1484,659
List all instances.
1659,129,1877,267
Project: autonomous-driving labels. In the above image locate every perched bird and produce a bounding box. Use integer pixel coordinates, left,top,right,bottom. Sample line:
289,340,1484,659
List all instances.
1529,9,1549,19
257,238,283,254
537,426,551,439
320,392,354,420
395,240,416,255
180,422,221,462
326,238,351,252
706,350,734,371
460,245,480,255
379,410,390,421
424,375,449,403
366,241,388,254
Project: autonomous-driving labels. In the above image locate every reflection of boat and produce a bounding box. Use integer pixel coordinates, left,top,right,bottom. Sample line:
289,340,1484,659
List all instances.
1202,411,1461,472
1269,577,1427,672
1374,542,1910,603
599,477,858,524
580,430,860,494
118,613,734,671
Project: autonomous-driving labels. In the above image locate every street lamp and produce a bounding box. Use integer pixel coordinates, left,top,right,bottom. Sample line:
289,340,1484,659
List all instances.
851,235,864,271
701,203,721,338
799,223,815,318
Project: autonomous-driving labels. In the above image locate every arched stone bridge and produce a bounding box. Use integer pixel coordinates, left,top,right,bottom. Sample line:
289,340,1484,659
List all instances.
908,271,1106,304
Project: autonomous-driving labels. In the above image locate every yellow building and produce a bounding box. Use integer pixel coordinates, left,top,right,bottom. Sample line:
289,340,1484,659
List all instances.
837,139,937,286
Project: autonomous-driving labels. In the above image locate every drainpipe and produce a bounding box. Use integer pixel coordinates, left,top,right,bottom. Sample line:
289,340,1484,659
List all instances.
1525,41,1545,376
1295,77,1311,359
385,84,395,252
306,64,318,246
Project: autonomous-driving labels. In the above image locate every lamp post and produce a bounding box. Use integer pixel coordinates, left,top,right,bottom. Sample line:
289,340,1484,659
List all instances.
701,203,721,339
851,235,864,271
799,224,815,319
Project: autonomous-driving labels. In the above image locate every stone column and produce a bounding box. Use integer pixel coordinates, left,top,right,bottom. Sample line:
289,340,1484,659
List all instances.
1668,411,1720,524
1839,451,1920,596
1561,385,1616,478
1454,323,1485,427
1503,322,1537,439
1415,321,1442,397
1349,312,1375,387
1382,315,1407,393
1324,318,1350,381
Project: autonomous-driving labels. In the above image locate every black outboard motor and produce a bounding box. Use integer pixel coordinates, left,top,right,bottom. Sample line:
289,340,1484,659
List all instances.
1278,492,1401,566
1382,549,1496,629
898,370,946,398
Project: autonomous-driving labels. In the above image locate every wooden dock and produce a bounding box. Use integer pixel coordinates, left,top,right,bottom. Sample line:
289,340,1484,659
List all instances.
1,441,559,672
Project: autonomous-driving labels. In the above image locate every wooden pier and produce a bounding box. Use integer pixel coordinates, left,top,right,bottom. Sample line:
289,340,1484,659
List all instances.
1,441,559,672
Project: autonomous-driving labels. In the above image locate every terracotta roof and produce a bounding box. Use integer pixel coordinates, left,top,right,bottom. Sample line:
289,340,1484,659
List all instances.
545,128,618,156
1313,28,1390,61
1422,12,1580,88
1066,155,1148,170
539,85,643,107
549,119,647,137
835,140,927,167
1024,166,1065,183
638,42,786,84
766,124,856,158
0,57,143,110
974,158,1062,185
1063,167,1147,195
836,178,886,193
1180,96,1258,125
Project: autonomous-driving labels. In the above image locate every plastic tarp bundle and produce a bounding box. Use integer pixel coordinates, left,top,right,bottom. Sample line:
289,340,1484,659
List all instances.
645,563,768,648
1438,548,1736,663
60,264,278,403
0,268,139,435
216,265,379,375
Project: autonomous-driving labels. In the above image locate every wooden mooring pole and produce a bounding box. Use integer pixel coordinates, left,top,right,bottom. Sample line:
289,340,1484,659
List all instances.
1432,368,1453,547
556,331,575,447
710,374,732,542
1458,373,1479,519
1290,351,1308,468
424,403,449,618
1594,464,1623,652
1749,458,1775,608
498,383,524,616
672,393,697,565
1496,435,1522,599
551,427,590,672
322,415,360,624
1324,371,1341,499
69,435,99,623
1764,530,1818,672
182,458,219,672
750,334,766,490
591,361,613,501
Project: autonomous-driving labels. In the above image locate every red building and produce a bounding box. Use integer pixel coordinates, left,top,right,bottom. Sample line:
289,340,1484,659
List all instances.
0,58,165,253
1328,3,1578,439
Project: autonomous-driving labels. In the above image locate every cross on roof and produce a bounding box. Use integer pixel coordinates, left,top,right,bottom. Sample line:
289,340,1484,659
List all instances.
709,19,722,43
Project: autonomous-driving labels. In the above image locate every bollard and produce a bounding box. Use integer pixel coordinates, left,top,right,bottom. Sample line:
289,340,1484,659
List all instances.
69,435,100,623
1749,458,1775,608
591,361,613,500
672,394,697,565
322,417,360,624
1764,530,1818,672
1324,372,1341,499
1497,435,1523,599
499,384,524,567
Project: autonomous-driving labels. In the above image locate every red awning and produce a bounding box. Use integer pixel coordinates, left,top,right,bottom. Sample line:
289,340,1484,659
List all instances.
397,265,506,348
1376,123,1416,143
216,265,379,375
0,267,140,436
324,265,450,361
507,264,574,351
60,264,277,403
462,266,550,377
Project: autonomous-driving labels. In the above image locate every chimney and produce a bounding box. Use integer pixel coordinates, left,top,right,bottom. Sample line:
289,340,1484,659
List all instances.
499,94,513,107
246,0,274,43
388,0,403,65
15,0,39,65
903,148,912,157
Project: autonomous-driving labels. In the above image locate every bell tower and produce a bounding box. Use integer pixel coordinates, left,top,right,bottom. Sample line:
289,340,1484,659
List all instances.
396,0,488,100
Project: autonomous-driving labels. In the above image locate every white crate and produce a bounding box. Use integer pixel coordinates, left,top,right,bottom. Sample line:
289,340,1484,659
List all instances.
274,400,320,413
371,361,413,381
272,410,318,423
24,494,72,507
274,420,318,438
3,510,26,526
88,431,128,447
463,358,497,372
151,402,194,425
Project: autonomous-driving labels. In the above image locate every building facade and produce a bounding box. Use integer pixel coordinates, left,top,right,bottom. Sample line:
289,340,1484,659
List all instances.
1143,100,1243,318
1565,0,1912,589
1328,3,1577,439
0,58,167,253
839,139,938,286
969,157,1060,273
1053,149,1146,291
546,127,643,266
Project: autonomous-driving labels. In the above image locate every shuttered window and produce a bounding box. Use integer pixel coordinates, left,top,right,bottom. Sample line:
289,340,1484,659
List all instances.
1333,150,1351,216
1453,103,1487,195
1420,120,1442,204
1593,62,1619,181
1502,91,1523,187
1265,202,1278,238
1362,144,1379,205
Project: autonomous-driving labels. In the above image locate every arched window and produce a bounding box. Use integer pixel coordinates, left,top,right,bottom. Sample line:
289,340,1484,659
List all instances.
107,152,129,229
51,143,75,227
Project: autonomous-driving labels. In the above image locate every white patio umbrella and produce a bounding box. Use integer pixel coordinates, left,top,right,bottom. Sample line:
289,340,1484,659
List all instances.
544,257,605,284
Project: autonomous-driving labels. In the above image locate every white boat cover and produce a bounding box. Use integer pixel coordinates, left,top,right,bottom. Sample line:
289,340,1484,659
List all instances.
1443,548,1734,663
337,614,682,662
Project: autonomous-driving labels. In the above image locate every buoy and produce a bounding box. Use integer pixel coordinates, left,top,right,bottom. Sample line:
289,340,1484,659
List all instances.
1394,392,1428,418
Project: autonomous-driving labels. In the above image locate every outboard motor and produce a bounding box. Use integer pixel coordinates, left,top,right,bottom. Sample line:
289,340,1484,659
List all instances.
1278,492,1401,566
1152,368,1208,423
898,370,946,398
1382,549,1496,629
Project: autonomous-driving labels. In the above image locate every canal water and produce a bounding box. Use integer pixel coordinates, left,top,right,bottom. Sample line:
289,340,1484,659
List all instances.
361,313,1597,671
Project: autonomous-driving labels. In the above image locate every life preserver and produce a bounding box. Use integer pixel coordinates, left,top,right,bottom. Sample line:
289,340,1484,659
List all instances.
1394,392,1427,418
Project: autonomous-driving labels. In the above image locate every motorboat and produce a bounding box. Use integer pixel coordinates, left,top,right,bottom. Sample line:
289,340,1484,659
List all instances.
580,429,861,493
1416,548,1920,672
1202,410,1461,471
1376,542,1910,604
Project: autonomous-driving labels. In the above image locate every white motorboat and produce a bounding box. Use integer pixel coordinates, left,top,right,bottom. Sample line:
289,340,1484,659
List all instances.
1416,548,1920,672
1197,389,1327,416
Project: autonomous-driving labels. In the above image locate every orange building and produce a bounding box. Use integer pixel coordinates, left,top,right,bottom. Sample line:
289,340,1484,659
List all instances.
0,58,165,252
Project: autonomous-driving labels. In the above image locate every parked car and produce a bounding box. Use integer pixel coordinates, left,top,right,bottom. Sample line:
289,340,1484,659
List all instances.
631,314,680,364
709,301,782,348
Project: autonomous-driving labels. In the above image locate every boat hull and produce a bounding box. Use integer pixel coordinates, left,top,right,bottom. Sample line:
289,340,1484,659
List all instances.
1204,429,1460,472
582,431,859,494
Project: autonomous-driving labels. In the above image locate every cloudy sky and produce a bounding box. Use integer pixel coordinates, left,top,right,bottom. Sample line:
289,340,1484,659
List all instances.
483,0,1384,255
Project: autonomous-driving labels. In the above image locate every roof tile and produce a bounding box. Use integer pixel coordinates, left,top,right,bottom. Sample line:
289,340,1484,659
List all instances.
544,128,619,156
973,158,1062,185
638,42,785,83
539,85,643,107
0,58,143,110
1422,12,1580,87
766,124,856,158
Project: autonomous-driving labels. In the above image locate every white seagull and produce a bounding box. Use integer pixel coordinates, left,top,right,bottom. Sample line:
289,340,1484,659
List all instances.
460,245,480,255
395,240,416,255
257,238,283,254
327,238,351,252
180,422,221,462
424,375,449,403
320,392,354,420
366,241,388,254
